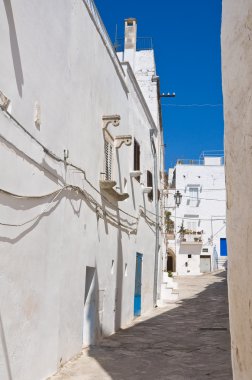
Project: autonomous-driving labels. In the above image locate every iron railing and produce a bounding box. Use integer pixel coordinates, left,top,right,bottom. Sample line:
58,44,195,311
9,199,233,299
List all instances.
177,157,224,166
115,37,153,52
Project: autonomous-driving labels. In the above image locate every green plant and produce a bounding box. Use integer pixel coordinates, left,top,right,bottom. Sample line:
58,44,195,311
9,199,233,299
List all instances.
178,222,186,236
168,271,173,278
165,211,174,234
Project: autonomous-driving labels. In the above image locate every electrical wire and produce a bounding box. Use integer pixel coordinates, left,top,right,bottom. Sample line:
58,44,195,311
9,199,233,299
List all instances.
168,188,226,191
0,185,158,233
210,223,226,241
0,106,226,232
0,187,66,227
0,106,153,228
165,192,226,202
169,215,226,222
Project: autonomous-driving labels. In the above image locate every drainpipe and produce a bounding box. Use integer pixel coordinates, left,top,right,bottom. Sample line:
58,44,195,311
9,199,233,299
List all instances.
150,129,159,307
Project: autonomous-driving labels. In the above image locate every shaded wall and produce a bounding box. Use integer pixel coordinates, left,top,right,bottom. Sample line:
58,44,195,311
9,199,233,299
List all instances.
222,1,252,378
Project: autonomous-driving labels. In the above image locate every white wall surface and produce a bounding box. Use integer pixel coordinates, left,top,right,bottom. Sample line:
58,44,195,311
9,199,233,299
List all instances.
166,162,226,275
0,1,162,379
222,1,252,378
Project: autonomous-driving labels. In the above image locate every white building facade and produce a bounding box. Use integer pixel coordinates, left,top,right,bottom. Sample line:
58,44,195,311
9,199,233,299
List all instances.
0,2,164,380
166,154,227,276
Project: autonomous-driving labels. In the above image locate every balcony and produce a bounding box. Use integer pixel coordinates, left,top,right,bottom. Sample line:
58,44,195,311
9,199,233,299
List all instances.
180,231,203,245
100,180,129,201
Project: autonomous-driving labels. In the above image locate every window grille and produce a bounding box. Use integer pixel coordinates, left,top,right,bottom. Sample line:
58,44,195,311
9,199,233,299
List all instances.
105,140,113,180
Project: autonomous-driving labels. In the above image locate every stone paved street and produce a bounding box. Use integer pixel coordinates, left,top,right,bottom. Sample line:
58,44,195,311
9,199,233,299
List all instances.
49,271,232,380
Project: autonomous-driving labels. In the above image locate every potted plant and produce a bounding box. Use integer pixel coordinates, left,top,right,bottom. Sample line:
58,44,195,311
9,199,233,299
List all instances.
179,222,186,236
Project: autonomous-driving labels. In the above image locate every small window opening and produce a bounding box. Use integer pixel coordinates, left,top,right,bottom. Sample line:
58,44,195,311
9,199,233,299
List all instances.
147,170,153,201
127,21,134,26
124,178,127,192
125,263,128,277
111,260,115,275
188,254,192,259
134,139,140,181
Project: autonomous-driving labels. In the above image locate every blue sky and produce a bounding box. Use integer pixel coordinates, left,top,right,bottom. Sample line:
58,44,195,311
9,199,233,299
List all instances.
95,0,223,169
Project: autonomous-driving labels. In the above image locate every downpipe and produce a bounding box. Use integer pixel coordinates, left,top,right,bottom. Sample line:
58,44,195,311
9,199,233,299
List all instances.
150,129,159,307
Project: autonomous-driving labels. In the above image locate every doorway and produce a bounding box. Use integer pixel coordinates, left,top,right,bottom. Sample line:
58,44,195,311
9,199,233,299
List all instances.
200,255,211,273
134,253,143,317
167,249,176,272
83,266,97,347
220,238,227,256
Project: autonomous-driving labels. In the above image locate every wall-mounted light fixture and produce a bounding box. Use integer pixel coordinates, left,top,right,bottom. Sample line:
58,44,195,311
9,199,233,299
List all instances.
174,190,182,207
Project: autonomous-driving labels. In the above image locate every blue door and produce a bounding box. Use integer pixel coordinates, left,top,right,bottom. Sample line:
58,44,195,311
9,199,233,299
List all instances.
220,238,227,256
134,253,143,316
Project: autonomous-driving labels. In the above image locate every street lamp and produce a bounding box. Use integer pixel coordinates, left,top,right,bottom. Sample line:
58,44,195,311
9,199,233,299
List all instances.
174,191,182,207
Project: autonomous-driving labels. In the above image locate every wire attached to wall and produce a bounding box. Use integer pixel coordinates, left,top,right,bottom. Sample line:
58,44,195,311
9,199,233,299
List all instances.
0,106,160,234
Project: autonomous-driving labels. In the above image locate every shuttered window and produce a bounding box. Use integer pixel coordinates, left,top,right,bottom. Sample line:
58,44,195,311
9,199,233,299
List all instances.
105,140,113,180
189,187,199,207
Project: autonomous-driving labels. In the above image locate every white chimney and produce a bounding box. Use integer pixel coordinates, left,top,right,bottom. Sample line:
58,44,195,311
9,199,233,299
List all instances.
124,18,137,70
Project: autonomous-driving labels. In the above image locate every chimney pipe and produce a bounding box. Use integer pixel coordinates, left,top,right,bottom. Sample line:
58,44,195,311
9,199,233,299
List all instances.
124,18,137,70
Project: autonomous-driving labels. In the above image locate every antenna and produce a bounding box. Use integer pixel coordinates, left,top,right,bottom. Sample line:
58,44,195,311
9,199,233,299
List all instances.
114,24,119,51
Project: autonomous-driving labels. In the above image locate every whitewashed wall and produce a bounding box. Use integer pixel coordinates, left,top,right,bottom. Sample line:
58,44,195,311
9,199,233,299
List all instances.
222,1,252,378
0,1,161,379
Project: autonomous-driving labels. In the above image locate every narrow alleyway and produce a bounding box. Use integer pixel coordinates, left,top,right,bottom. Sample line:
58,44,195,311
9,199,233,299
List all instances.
49,271,232,380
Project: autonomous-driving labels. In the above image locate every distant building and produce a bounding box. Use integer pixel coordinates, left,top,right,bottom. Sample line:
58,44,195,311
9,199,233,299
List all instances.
165,153,226,276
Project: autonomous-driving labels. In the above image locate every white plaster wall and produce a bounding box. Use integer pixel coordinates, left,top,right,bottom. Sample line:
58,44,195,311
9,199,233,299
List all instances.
134,50,159,128
167,163,226,275
222,1,252,378
0,1,161,379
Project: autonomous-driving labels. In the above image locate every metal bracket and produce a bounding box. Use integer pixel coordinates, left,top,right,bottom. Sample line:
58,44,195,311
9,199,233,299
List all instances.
0,90,10,111
102,115,121,130
114,135,132,149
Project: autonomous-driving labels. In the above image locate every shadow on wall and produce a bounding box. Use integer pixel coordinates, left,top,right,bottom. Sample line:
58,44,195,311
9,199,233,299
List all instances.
114,215,124,332
95,197,127,334
3,0,24,97
0,182,119,244
87,271,232,380
0,135,64,186
0,313,13,380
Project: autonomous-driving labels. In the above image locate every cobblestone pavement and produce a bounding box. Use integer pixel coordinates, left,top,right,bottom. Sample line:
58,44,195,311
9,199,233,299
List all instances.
49,271,232,380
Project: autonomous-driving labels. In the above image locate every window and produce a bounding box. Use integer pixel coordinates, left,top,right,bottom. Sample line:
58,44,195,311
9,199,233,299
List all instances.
147,170,153,201
105,139,113,180
186,220,197,232
188,254,192,259
189,187,199,207
134,139,140,181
